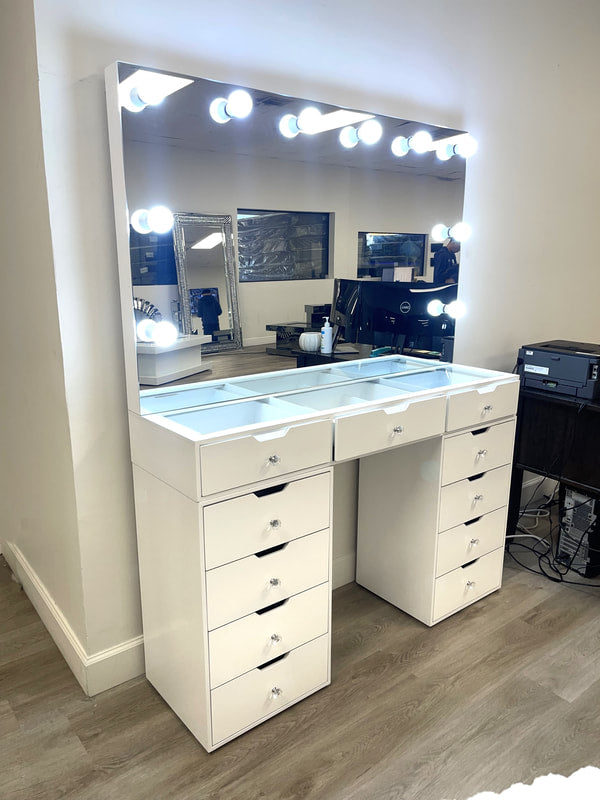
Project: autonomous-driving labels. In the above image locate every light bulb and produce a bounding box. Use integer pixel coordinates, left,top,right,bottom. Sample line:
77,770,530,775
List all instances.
147,206,174,234
135,80,168,107
209,97,229,124
427,300,445,317
296,107,322,134
454,134,478,158
391,136,410,157
409,130,433,154
431,224,450,242
339,126,359,149
279,114,300,138
152,320,178,347
449,222,472,242
357,119,382,145
436,143,454,161
131,209,151,234
225,89,253,119
125,88,147,113
445,300,466,319
136,318,156,342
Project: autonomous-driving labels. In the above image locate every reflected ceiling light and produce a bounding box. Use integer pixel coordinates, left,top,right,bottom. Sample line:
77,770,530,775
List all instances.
431,222,472,243
130,206,174,235
339,119,382,148
391,130,433,157
119,70,193,113
191,232,224,249
427,299,466,319
152,320,179,347
209,89,253,124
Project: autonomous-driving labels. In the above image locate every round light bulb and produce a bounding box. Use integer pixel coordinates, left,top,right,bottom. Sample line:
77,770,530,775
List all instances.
445,300,466,319
357,119,382,145
339,126,359,149
152,320,178,347
431,224,450,242
135,80,167,107
279,114,300,138
454,134,478,158
147,205,174,234
130,209,151,234
409,130,433,154
124,87,147,112
136,318,156,342
209,97,230,124
225,89,253,120
449,222,472,242
436,143,454,161
427,299,445,317
391,136,410,157
296,106,322,134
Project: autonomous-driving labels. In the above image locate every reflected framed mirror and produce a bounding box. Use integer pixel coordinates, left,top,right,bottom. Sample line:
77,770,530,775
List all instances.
172,212,242,351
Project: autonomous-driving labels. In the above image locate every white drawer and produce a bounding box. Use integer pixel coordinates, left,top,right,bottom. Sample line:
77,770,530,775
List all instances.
441,419,516,485
199,419,332,496
203,472,331,569
334,394,446,462
209,583,329,688
433,547,504,622
438,465,511,532
446,380,519,432
211,633,329,745
206,529,330,630
436,507,507,577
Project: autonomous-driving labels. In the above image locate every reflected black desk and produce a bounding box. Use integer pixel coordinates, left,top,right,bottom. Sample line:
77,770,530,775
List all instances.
507,388,600,533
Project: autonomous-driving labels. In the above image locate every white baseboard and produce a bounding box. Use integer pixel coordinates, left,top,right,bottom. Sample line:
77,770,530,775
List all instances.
333,552,356,589
520,474,558,510
2,541,145,696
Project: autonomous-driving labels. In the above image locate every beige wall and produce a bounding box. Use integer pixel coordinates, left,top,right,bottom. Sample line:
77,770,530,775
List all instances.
1,0,599,690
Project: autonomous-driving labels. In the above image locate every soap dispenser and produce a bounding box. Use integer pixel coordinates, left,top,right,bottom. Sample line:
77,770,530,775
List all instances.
320,316,333,354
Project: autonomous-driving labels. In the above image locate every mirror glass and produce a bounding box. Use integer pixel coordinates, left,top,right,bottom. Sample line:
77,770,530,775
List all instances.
106,62,469,405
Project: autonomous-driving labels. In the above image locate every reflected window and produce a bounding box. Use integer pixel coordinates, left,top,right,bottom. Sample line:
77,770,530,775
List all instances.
357,232,425,279
237,209,330,282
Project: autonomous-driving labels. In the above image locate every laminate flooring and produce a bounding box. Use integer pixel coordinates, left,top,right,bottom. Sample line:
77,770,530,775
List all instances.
2,540,599,800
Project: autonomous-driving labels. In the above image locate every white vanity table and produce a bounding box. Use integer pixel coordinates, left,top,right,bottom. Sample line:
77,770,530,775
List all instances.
130,354,519,751
136,333,213,385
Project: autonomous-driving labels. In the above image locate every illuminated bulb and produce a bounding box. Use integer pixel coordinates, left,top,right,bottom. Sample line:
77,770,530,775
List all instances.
147,205,174,234
357,119,382,145
136,318,156,342
339,126,359,149
454,134,478,158
296,107,322,134
436,143,454,161
408,130,433,153
449,222,472,242
445,300,466,319
391,136,410,157
152,320,179,347
130,209,152,234
279,113,300,138
431,224,451,242
427,299,445,317
209,90,253,124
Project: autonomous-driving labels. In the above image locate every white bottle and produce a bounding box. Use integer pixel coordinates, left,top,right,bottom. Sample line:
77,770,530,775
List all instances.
320,316,333,354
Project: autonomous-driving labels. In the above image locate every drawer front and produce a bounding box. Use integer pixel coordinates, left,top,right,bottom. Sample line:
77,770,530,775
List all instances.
204,472,331,570
334,394,446,462
436,507,508,577
209,583,329,688
433,547,504,622
211,634,329,745
446,380,519,432
441,419,516,485
199,419,333,496
206,528,330,630
438,465,511,532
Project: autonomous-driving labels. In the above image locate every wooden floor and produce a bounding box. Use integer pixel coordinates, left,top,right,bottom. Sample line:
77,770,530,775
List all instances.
2,544,599,800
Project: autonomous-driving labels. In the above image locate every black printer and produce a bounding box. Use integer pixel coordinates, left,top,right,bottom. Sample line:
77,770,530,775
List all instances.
517,340,600,400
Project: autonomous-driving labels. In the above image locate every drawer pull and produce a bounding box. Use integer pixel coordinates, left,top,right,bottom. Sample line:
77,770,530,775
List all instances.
271,686,283,699
470,538,480,546
473,493,484,502
483,404,493,414
466,580,476,588
270,633,282,643
268,454,281,465
392,425,404,435
269,519,282,529
476,449,488,458
269,577,281,587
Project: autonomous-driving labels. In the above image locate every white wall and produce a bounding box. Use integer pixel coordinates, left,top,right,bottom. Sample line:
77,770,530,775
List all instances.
1,0,598,692
124,141,464,343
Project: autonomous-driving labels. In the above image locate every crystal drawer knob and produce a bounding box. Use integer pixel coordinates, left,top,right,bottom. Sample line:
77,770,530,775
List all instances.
268,454,281,465
470,538,480,546
474,493,484,502
269,519,281,529
483,404,493,413
271,633,282,643
269,577,281,587
466,580,476,588
477,449,488,458
271,686,283,699
392,425,404,435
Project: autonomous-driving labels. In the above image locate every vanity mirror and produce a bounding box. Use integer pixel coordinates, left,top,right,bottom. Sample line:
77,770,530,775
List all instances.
105,61,470,412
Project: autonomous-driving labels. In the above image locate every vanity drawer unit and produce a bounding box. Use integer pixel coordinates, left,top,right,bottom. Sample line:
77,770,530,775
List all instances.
129,354,519,749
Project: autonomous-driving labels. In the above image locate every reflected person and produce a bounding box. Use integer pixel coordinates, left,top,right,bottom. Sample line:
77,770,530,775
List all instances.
198,289,222,337
433,237,460,284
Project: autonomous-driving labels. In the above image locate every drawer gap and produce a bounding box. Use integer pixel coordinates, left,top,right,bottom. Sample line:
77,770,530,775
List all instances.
257,651,289,670
255,542,288,558
467,472,485,481
471,427,490,436
464,516,482,526
461,558,480,569
254,483,288,497
256,598,288,615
